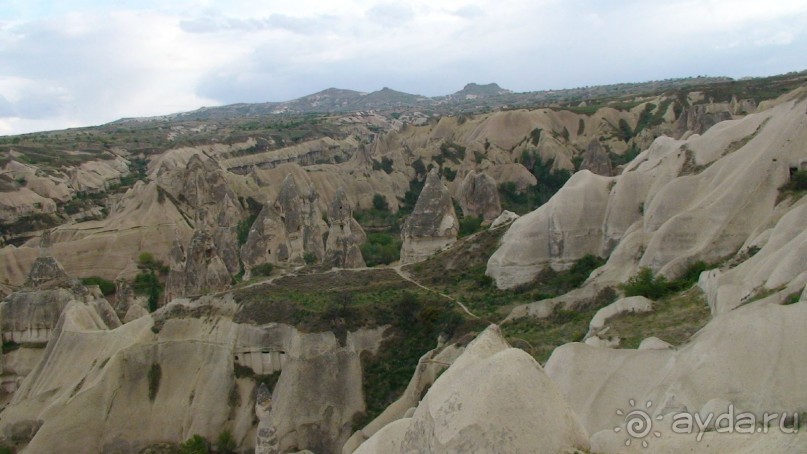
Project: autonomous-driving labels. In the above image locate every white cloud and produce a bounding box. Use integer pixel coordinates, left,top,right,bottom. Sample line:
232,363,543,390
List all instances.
1,0,806,135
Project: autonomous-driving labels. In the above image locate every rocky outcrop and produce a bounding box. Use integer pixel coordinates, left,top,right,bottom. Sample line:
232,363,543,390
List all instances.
400,169,458,264
324,188,366,268
172,228,231,298
580,139,613,176
676,103,733,136
354,326,590,453
457,170,501,223
240,203,290,278
275,175,327,264
545,299,807,440
258,327,386,454
489,92,807,291
585,296,653,340
487,170,613,289
489,210,519,229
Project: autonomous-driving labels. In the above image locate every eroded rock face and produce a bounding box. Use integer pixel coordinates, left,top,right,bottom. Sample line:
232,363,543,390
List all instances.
240,203,291,279
457,170,501,223
580,140,613,176
167,228,231,299
400,169,458,264
275,175,327,264
324,188,366,268
354,326,590,454
487,170,613,289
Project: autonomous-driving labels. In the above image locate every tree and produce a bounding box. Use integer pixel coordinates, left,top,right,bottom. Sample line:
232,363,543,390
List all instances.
372,194,389,212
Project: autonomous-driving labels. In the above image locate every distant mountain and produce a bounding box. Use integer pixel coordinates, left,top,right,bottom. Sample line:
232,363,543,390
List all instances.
116,75,754,123
449,83,512,99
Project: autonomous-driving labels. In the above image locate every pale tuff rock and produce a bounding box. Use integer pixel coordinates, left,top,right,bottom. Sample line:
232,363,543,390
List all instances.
545,302,807,438
486,170,613,289
344,344,464,453
637,336,672,350
241,175,330,276
275,174,327,264
699,199,807,314
180,228,232,297
676,103,733,136
489,210,519,229
457,170,501,223
354,325,590,454
586,296,653,339
489,94,807,292
324,187,367,268
400,169,458,264
258,327,387,454
580,139,613,176
240,203,290,279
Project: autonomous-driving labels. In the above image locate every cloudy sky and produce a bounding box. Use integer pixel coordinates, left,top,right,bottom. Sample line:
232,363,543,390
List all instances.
1,0,806,135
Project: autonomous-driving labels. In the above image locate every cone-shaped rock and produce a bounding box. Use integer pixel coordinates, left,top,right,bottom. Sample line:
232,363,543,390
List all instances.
324,187,367,268
458,170,502,223
400,169,458,264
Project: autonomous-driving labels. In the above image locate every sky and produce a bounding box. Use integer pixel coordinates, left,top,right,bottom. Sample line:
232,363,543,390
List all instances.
1,0,806,136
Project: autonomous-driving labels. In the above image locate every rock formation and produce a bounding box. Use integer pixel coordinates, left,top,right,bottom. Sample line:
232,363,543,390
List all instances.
457,170,501,223
489,92,807,291
487,170,613,289
240,203,291,279
400,169,458,264
353,326,590,453
579,139,613,176
275,174,327,264
165,221,232,300
324,187,367,268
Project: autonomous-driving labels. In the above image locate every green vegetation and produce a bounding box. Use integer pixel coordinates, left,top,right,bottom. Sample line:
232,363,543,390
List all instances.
303,252,317,265
81,276,116,296
784,292,802,305
603,288,711,349
356,290,471,428
216,431,236,454
438,141,466,164
458,216,482,238
360,233,402,266
372,156,394,174
782,169,807,193
372,193,389,211
179,435,208,454
251,263,274,277
499,153,572,214
147,363,161,401
620,261,715,300
134,252,168,312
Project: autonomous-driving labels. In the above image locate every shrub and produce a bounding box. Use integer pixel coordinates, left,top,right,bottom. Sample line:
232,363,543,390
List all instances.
783,169,807,192
138,252,156,267
179,435,209,454
458,216,482,237
372,194,389,212
148,363,161,401
81,276,116,296
303,252,317,265
252,263,274,277
361,233,401,267
216,430,236,454
620,268,671,300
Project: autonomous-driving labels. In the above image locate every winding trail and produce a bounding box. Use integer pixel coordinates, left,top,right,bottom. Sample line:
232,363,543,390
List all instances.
237,263,481,319
391,265,481,319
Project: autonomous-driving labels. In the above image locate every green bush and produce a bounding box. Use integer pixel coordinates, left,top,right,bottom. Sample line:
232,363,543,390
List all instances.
179,435,209,454
134,270,162,312
252,263,274,277
216,430,236,454
81,276,116,296
148,363,161,401
783,169,807,192
620,268,671,300
361,233,402,267
138,252,156,267
458,216,482,237
372,193,389,212
303,252,317,265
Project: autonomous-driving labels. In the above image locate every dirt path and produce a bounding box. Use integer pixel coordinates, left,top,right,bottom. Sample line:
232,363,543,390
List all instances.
237,263,481,319
391,265,481,319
